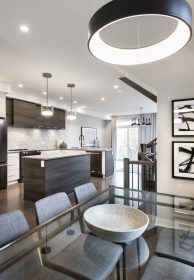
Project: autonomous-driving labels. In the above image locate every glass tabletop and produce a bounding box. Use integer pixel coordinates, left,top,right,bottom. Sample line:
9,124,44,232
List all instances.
0,186,194,280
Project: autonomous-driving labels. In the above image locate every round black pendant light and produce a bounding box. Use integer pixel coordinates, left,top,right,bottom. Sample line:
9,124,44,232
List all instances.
88,0,192,65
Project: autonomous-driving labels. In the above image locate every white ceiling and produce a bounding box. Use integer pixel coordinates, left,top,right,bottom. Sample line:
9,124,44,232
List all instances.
0,0,193,119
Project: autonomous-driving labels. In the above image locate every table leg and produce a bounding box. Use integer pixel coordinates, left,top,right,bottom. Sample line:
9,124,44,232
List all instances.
122,244,127,280
116,261,120,280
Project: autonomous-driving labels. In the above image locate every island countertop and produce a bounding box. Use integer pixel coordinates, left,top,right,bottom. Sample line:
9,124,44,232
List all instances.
23,150,87,161
69,147,113,152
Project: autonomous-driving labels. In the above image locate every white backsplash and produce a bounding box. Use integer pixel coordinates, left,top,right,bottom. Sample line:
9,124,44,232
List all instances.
8,127,65,150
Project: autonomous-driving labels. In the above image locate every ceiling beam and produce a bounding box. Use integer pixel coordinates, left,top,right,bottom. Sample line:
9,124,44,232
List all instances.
119,77,157,103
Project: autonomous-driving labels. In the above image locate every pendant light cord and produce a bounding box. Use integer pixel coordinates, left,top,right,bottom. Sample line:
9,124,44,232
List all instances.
46,77,48,106
70,87,72,111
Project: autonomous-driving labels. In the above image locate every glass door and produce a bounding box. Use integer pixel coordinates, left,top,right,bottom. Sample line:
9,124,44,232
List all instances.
116,127,128,160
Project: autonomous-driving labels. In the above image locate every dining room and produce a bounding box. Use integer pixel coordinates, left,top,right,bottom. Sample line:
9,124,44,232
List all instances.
1,0,194,279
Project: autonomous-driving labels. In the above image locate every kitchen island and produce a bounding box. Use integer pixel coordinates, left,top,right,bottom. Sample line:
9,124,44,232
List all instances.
23,150,90,201
70,148,114,177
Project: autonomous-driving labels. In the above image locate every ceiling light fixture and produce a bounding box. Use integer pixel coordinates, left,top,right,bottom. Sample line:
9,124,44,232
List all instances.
41,73,54,117
67,83,76,120
59,97,64,100
18,84,23,88
73,101,77,104
100,97,105,101
42,91,47,95
113,85,119,89
131,107,152,127
88,0,192,65
20,25,29,33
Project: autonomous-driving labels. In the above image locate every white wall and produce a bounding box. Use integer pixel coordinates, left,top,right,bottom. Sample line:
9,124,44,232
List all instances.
157,90,194,197
8,113,106,150
0,92,6,118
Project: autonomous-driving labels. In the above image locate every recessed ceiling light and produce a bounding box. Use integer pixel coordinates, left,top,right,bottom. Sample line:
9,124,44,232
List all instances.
59,97,64,100
73,101,77,104
82,106,86,109
100,97,105,101
18,84,23,88
20,25,29,33
114,85,119,89
42,91,47,95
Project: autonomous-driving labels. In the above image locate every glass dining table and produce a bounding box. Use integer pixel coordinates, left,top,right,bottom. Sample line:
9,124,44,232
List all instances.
0,186,194,280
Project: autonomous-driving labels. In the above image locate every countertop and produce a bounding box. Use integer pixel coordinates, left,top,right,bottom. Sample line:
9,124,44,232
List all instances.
69,148,113,152
23,150,88,161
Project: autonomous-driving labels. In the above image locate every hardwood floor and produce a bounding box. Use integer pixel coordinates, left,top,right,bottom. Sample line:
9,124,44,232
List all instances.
0,170,124,227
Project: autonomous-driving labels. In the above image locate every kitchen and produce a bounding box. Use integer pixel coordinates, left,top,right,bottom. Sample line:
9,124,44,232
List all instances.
0,94,114,194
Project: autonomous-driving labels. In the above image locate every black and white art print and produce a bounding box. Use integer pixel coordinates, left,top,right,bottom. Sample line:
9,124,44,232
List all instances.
173,142,194,180
172,98,194,137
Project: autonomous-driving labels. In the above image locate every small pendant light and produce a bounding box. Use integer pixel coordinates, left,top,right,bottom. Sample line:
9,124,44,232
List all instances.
41,73,54,117
66,83,76,120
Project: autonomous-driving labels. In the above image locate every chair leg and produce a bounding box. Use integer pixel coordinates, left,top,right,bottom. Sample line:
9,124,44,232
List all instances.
116,261,120,280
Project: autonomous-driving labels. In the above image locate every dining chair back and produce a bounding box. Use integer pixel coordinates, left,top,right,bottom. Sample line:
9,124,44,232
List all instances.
0,210,71,280
74,183,98,233
74,182,97,204
35,192,72,224
0,210,29,247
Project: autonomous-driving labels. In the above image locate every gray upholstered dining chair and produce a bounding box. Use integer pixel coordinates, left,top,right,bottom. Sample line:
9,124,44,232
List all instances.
0,210,29,247
155,227,194,266
35,192,123,280
141,256,194,280
0,210,72,280
74,182,98,204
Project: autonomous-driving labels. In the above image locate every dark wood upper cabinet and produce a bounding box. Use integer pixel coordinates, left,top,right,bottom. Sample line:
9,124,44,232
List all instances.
6,98,13,126
6,98,65,129
36,105,65,129
13,99,37,128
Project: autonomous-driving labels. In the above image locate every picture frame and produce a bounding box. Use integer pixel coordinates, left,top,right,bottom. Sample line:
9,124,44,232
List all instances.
172,98,194,137
172,141,194,180
81,127,97,147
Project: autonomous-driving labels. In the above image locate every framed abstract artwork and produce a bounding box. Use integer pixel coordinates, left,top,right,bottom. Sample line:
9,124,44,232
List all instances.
172,141,194,180
172,98,194,137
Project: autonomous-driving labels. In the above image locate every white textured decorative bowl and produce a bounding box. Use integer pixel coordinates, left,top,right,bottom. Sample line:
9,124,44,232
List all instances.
84,204,149,243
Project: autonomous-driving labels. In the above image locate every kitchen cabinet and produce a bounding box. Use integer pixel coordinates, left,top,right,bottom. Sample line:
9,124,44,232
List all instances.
7,152,20,185
13,99,37,127
90,152,102,176
36,104,65,129
87,149,114,177
6,98,13,125
6,98,65,129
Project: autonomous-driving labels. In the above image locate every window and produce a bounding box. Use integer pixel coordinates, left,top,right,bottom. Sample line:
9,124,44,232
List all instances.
116,126,139,160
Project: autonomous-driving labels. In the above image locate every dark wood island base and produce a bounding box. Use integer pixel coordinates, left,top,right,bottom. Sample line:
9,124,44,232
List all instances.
23,154,90,201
